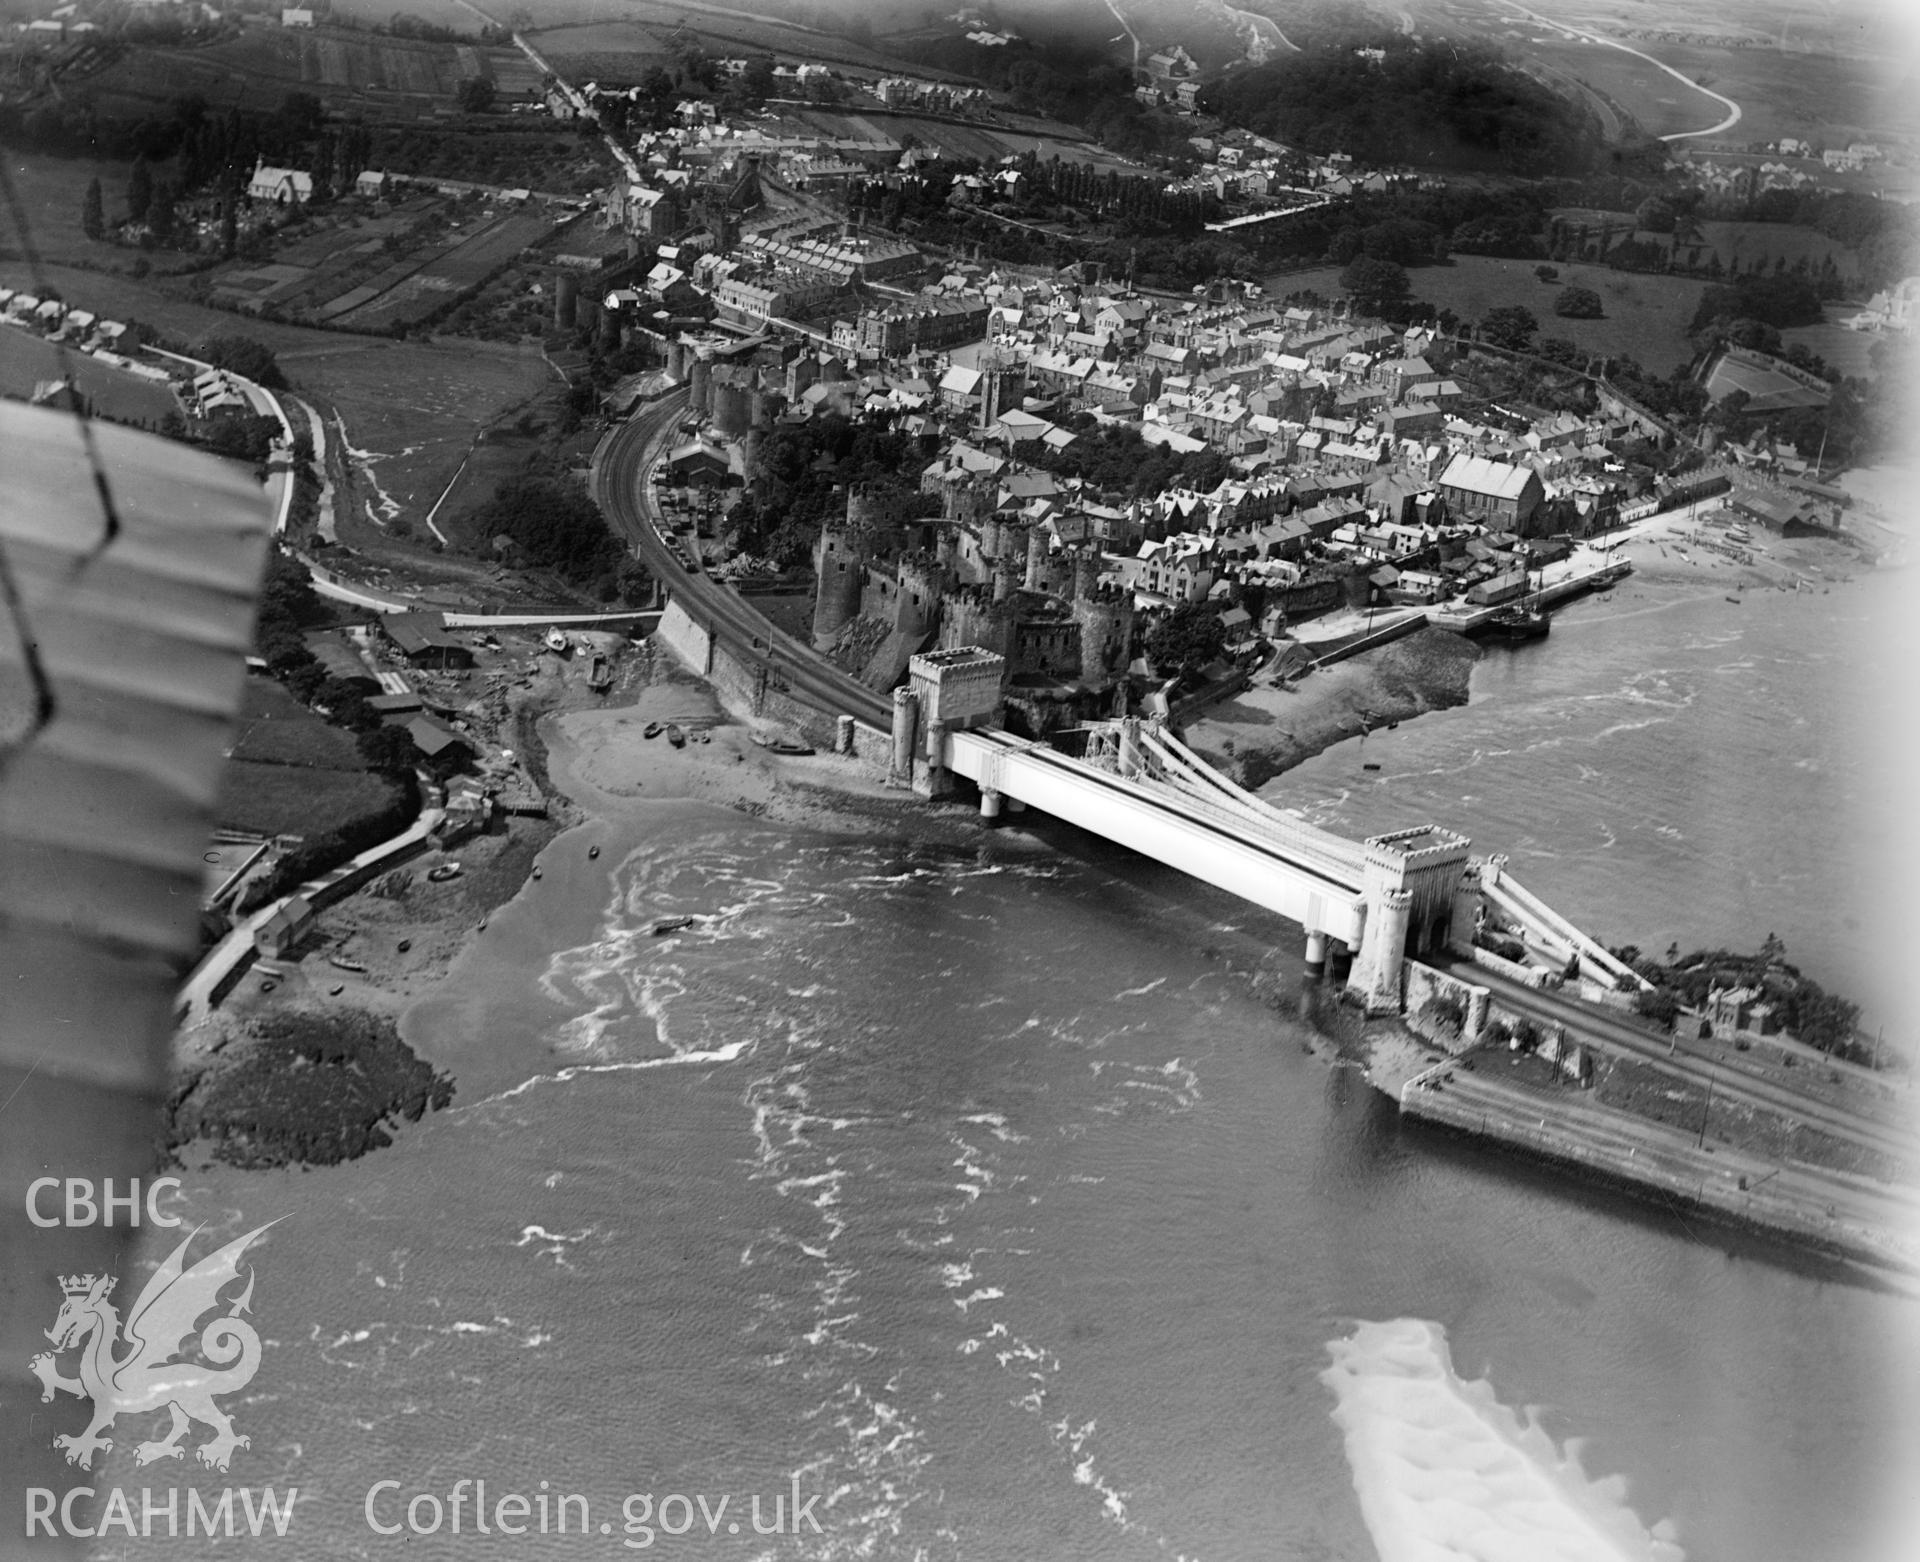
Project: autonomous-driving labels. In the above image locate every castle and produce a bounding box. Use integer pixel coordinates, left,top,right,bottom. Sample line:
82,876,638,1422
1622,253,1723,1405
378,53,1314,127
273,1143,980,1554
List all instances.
811,476,1134,721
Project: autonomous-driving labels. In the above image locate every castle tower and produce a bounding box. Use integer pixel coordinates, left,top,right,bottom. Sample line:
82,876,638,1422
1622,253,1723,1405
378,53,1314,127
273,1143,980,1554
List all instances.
1071,548,1101,602
812,520,872,648
992,554,1017,604
894,551,948,639
1024,526,1049,592
1073,583,1134,686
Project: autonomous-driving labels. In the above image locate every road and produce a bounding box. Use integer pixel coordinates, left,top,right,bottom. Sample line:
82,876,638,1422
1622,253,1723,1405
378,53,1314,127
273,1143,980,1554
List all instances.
1495,0,1742,141
1451,959,1913,1162
590,392,893,729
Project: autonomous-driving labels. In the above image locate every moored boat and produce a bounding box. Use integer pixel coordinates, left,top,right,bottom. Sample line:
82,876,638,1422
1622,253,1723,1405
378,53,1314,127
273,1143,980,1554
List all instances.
1476,603,1550,644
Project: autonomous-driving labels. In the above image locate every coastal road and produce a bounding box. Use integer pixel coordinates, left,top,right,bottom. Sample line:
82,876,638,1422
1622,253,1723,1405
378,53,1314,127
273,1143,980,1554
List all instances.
1449,960,1914,1163
590,393,893,730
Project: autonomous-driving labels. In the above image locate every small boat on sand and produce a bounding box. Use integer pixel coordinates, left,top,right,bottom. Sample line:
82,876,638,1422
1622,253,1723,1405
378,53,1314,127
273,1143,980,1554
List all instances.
1363,763,1382,772
588,844,601,860
752,732,814,756
644,720,664,739
427,862,463,883
545,627,571,656
666,724,687,749
328,955,368,973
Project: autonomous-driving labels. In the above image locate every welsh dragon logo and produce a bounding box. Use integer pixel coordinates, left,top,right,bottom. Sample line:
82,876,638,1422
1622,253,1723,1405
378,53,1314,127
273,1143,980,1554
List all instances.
29,1223,276,1473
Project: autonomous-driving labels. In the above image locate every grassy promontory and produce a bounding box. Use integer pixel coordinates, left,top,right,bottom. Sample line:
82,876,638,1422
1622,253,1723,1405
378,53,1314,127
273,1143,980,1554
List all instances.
169,1009,453,1170
1184,626,1482,792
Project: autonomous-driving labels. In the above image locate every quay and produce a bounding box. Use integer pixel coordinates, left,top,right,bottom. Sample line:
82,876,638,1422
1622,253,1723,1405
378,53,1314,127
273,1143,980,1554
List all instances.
1390,1052,1918,1274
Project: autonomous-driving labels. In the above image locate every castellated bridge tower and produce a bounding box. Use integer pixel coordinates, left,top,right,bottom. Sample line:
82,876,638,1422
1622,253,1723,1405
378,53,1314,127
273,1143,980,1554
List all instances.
1345,826,1471,1014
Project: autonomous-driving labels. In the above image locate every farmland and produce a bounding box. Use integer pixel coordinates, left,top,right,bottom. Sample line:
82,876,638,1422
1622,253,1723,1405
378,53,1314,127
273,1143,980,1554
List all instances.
524,0,929,80
1269,255,1711,371
1696,220,1859,283
71,26,541,119
1435,0,1901,147
0,321,182,426
0,254,556,525
0,153,138,271
247,202,559,333
218,760,405,841
218,678,405,842
230,678,371,771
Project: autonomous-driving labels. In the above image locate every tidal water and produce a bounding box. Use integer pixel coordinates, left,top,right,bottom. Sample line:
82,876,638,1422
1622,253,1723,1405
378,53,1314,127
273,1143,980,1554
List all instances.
116,568,1920,1562
1271,565,1915,1036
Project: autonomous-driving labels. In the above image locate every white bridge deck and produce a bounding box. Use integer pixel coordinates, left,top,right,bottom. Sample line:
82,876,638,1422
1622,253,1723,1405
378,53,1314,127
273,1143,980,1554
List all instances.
946,726,1371,948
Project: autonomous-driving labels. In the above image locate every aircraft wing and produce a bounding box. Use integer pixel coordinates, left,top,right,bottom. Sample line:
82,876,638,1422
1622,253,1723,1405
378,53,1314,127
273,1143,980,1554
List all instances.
0,400,271,1547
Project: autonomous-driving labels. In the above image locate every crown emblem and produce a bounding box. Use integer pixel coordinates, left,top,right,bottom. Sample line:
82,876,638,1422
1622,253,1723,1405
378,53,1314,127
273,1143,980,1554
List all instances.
58,1274,112,1298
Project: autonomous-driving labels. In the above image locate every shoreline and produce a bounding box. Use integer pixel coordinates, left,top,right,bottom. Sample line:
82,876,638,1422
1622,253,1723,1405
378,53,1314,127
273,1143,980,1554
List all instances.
173,511,1887,1183
1185,504,1875,794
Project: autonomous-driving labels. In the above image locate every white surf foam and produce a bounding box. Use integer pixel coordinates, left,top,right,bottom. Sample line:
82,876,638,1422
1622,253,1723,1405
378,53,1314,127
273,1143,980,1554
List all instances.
1322,1318,1684,1562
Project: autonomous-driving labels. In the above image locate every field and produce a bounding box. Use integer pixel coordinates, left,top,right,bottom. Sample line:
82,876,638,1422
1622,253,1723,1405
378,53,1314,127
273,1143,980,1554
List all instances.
1269,255,1710,372
0,153,144,271
1417,0,1900,148
229,678,372,770
74,26,540,118
1702,350,1828,409
218,759,405,840
280,333,555,525
1696,220,1857,280
1779,317,1879,380
1615,37,1904,148
324,207,555,332
517,0,961,81
0,255,556,522
0,322,182,426
219,678,404,841
1510,33,1730,140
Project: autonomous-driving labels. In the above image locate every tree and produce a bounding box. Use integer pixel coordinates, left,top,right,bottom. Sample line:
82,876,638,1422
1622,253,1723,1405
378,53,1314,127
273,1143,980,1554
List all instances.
456,76,497,114
200,335,288,389
127,159,153,225
738,56,776,108
1479,304,1539,351
1634,195,1677,233
1145,601,1227,676
148,180,177,244
1553,285,1603,319
81,177,104,240
1339,254,1409,315
1635,988,1681,1029
357,724,419,773
1534,263,1558,282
